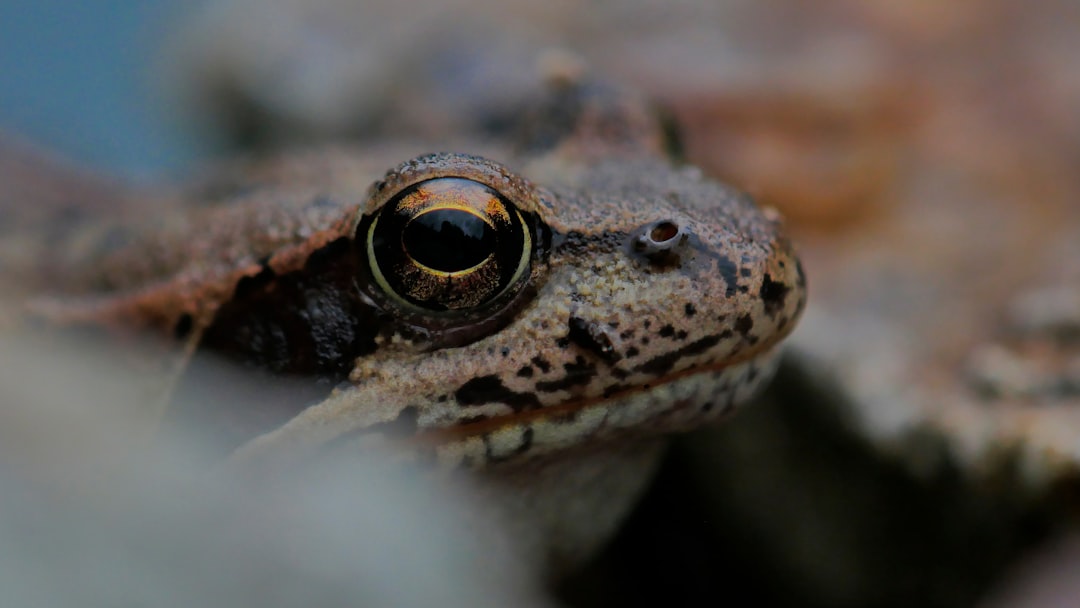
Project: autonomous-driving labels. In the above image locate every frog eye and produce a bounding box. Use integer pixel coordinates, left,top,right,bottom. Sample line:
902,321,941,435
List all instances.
361,160,540,315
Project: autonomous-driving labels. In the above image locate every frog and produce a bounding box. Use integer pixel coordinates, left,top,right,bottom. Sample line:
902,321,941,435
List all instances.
16,77,806,571
157,0,1080,603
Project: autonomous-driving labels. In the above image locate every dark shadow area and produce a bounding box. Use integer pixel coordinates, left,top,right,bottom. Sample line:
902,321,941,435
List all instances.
560,354,1068,607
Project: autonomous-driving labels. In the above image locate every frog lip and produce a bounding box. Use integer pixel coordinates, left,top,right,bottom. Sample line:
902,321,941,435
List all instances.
419,323,797,444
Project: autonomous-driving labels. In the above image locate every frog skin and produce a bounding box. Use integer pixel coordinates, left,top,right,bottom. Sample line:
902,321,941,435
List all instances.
26,83,806,568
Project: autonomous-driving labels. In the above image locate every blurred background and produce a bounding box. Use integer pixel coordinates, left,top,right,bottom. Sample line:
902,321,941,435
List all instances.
0,0,205,177
2,1,1079,607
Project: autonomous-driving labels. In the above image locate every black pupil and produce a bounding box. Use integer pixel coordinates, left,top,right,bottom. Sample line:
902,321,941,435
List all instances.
403,208,496,272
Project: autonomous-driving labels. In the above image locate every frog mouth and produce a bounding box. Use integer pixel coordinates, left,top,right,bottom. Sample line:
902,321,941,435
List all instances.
223,321,795,468
419,327,794,448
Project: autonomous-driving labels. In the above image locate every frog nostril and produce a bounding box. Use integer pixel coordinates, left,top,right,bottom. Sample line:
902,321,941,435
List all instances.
643,222,678,244
650,221,680,243
631,219,687,261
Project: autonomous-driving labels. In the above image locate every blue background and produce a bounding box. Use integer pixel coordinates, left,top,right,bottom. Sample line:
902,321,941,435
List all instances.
0,0,202,178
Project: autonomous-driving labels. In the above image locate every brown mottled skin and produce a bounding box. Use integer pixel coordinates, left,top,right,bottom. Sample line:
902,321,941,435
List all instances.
26,82,806,569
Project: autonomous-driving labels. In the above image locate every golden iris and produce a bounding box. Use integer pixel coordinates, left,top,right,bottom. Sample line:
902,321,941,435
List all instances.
365,178,532,312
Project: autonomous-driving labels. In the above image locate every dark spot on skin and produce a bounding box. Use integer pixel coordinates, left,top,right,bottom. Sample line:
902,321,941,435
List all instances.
518,427,534,453
501,347,510,357
455,375,540,412
634,335,722,376
737,285,750,294
659,324,676,338
642,337,650,345
536,356,597,392
612,367,630,380
603,384,631,398
644,320,651,329
626,346,640,358
702,402,715,412
437,395,448,402
556,337,571,349
484,426,534,463
567,316,621,363
174,314,194,340
739,267,752,278
607,321,619,329
557,230,625,258
550,411,579,424
676,330,688,340
759,273,791,316
719,329,734,340
684,303,697,317
735,314,754,338
531,356,552,374
619,329,636,340
517,366,534,378
717,255,739,298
